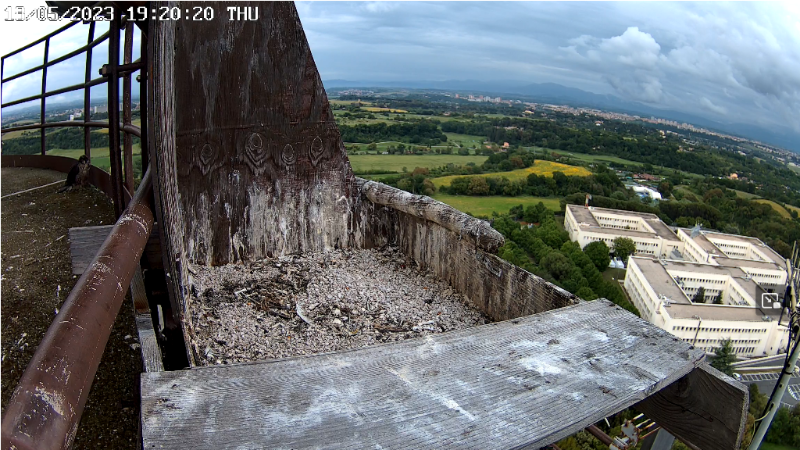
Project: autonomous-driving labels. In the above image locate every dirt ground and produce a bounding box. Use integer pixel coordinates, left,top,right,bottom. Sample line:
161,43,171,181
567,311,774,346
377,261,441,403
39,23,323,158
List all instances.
1,167,141,449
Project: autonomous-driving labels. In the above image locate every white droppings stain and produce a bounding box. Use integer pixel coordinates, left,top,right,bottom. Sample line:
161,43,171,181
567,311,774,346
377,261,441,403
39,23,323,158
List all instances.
34,387,67,417
520,357,562,376
594,331,609,342
388,368,475,421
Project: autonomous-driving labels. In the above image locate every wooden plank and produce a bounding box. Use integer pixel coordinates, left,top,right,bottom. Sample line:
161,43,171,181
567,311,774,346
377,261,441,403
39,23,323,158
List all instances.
141,300,707,449
130,267,164,372
635,363,748,450
68,225,160,275
136,314,164,373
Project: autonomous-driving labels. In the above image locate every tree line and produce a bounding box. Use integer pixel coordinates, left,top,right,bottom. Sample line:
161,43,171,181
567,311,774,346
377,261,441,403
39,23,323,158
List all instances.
491,205,639,315
338,119,447,146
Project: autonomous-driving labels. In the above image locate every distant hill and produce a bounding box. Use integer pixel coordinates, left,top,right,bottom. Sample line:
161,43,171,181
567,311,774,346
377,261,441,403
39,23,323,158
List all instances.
323,79,800,153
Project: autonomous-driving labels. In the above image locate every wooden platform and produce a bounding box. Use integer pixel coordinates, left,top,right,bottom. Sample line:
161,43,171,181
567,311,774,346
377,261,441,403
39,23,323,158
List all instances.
141,300,707,449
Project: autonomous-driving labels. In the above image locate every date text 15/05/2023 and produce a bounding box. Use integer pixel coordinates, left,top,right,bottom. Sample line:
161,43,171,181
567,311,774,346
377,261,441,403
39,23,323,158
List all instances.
3,6,259,23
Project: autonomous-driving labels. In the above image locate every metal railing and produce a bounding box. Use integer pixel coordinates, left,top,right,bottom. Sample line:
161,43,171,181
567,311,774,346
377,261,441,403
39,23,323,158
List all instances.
1,8,147,216
1,5,155,449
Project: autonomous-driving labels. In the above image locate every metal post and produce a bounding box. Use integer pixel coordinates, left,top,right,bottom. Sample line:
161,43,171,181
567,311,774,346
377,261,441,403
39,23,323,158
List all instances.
84,21,95,159
747,331,800,450
40,38,49,155
139,25,149,173
107,13,125,217
122,20,134,194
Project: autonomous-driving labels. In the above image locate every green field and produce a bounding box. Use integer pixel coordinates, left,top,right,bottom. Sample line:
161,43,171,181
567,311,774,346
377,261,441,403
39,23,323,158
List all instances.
760,443,795,450
349,154,487,174
755,199,792,219
431,194,561,217
550,151,639,166
47,145,141,173
443,132,486,149
431,160,592,189
734,189,761,199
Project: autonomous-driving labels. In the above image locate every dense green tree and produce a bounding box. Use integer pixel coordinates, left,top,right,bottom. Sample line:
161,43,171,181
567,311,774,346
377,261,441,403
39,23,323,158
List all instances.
710,339,736,376
541,252,573,280
612,237,636,263
692,287,707,303
584,241,611,271
575,286,598,300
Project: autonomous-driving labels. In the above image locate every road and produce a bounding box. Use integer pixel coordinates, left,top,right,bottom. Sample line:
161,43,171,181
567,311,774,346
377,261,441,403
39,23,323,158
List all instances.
739,372,799,409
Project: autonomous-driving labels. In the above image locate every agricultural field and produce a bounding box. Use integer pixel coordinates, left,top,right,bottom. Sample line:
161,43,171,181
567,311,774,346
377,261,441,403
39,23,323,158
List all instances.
431,194,561,217
430,160,592,189
96,118,141,134
733,189,760,199
47,146,141,174
349,154,487,173
362,107,408,113
784,203,800,215
549,151,639,167
443,132,485,149
754,199,792,219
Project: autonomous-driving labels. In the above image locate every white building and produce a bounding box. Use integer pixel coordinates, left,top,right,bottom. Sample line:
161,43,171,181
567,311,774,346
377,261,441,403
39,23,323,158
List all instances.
564,204,684,258
631,185,662,200
565,205,791,357
625,257,790,357
676,227,788,288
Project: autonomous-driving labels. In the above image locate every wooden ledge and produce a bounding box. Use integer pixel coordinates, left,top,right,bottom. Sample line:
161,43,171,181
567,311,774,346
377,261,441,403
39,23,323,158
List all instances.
139,300,737,449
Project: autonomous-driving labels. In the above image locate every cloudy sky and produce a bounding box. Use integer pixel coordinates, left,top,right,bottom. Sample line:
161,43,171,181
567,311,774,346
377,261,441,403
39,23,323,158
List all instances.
2,2,799,140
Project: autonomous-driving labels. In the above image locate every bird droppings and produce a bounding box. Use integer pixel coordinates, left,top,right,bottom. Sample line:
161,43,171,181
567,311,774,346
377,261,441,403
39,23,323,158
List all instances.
188,246,488,364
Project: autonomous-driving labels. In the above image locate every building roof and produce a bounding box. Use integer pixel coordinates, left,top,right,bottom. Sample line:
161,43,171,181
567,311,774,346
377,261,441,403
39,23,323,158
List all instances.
664,303,780,323
677,228,786,270
567,205,681,242
630,257,692,305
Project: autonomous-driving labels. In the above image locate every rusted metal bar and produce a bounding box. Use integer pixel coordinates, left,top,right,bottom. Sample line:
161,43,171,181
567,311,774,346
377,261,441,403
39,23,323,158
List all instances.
139,25,149,172
123,20,134,194
0,169,153,450
2,76,107,108
40,37,49,155
586,424,614,446
108,12,125,217
1,121,140,137
1,30,110,84
84,21,96,159
100,60,143,76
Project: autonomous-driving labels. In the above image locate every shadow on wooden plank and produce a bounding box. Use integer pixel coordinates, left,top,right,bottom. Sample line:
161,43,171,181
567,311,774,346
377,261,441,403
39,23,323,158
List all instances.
636,363,748,450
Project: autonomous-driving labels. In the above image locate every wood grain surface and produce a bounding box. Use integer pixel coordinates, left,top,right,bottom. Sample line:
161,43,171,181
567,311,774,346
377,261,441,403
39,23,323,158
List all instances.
141,300,705,449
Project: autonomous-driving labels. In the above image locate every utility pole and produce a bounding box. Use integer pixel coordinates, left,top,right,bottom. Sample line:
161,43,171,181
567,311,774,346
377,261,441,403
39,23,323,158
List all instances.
747,243,799,450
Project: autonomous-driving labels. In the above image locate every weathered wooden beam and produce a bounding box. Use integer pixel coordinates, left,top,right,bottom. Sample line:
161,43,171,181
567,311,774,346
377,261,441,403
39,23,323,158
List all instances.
140,300,710,449
635,363,748,450
359,179,504,253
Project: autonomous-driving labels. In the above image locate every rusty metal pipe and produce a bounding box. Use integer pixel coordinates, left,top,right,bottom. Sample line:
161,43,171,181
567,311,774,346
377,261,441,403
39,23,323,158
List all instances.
586,424,614,446
1,169,154,450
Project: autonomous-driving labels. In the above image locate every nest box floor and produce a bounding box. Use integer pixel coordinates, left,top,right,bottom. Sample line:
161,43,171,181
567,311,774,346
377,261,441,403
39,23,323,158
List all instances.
188,247,488,364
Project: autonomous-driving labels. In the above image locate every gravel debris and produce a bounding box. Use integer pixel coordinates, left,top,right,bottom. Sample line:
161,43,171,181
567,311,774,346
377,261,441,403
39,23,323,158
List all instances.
189,246,488,365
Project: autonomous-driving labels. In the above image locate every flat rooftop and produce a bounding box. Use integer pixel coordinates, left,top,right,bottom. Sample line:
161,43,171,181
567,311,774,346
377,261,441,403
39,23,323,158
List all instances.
630,257,765,306
567,205,681,242
664,303,781,323
631,257,691,305
679,228,786,267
